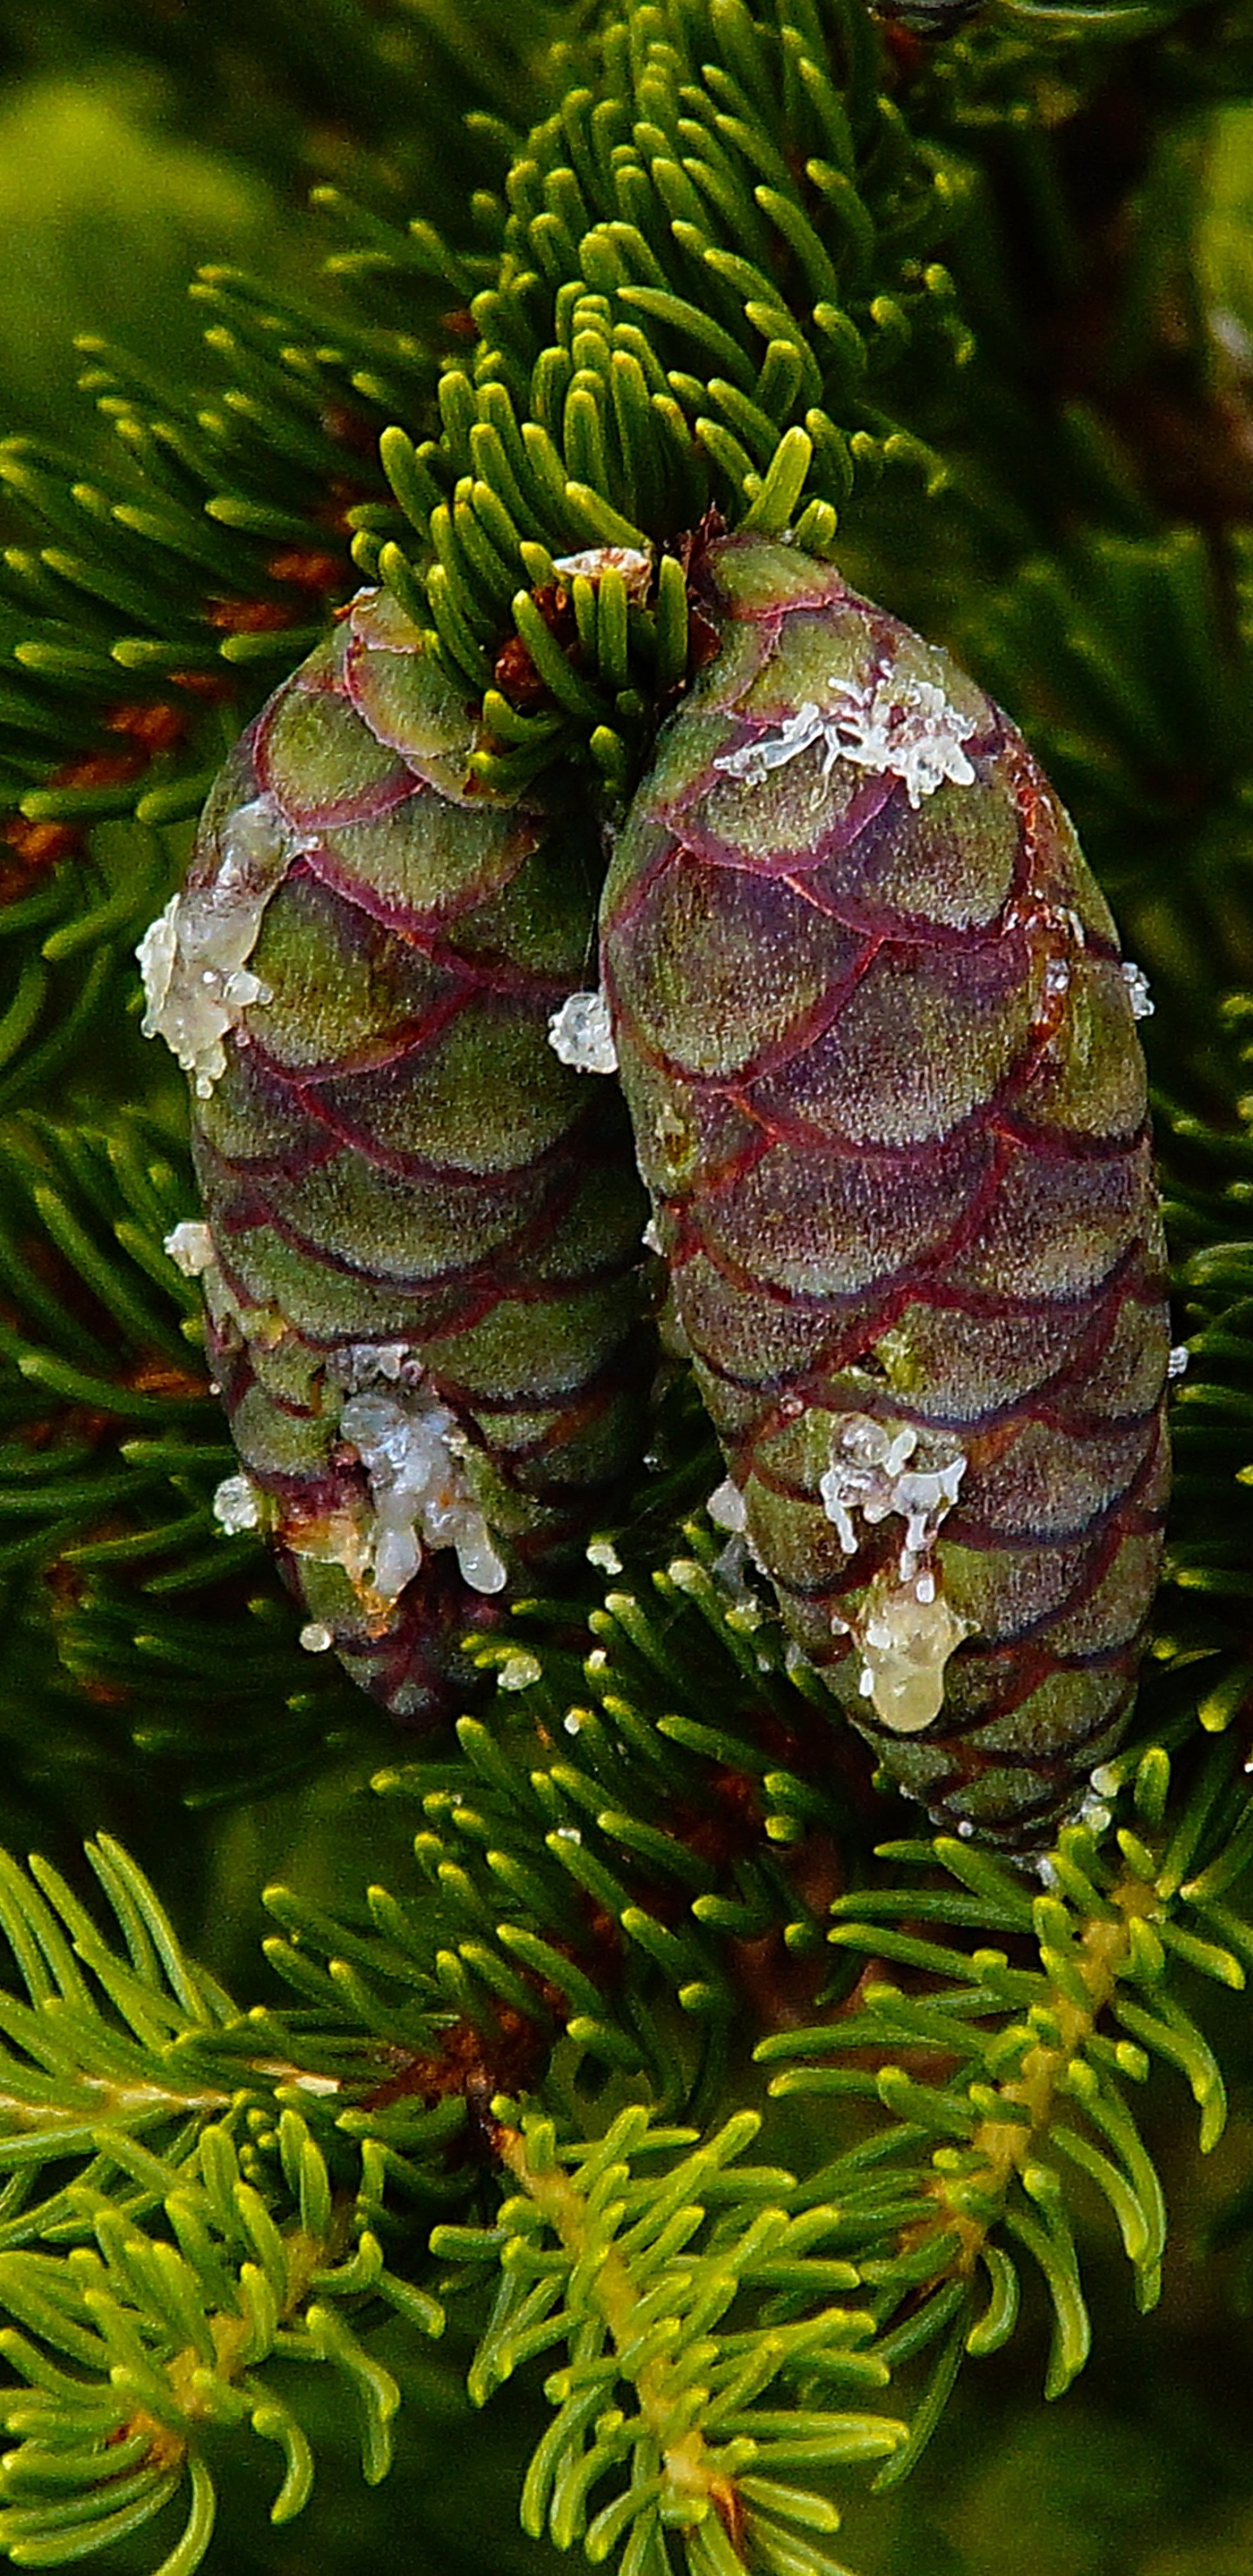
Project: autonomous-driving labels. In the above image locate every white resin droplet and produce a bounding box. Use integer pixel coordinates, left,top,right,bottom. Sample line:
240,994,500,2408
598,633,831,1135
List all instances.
455,1521,510,1593
546,988,618,1073
856,1573,971,1734
137,794,297,1095
552,545,653,600
298,1621,333,1654
212,1473,261,1534
338,1379,506,1602
714,667,977,808
707,1476,747,1533
820,1412,967,1561
1122,960,1154,1020
390,1680,431,1718
711,1532,761,1614
586,1536,623,1574
832,673,978,807
328,1340,414,1392
1168,1345,1189,1379
164,1219,216,1278
498,1651,542,1693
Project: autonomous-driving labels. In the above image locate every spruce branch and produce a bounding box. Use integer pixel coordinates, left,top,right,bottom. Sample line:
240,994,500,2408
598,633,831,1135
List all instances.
0,1110,365,1801
1148,1001,1253,1748
0,1833,484,2571
350,0,973,794
0,4,1251,2571
438,2102,905,2576
0,1701,1248,2573
268,1505,874,2123
0,1830,472,2225
0,2108,442,2576
0,203,460,1021
761,1735,1253,2459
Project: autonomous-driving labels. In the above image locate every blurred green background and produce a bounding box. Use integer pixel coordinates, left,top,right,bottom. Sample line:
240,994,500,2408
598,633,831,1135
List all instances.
1,25,1252,2576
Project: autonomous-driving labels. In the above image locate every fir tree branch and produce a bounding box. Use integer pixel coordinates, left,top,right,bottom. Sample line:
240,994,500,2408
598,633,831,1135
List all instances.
438,2102,905,2576
0,1110,367,1801
0,9,1250,2573
346,0,973,792
0,2103,443,2574
761,1736,1253,2454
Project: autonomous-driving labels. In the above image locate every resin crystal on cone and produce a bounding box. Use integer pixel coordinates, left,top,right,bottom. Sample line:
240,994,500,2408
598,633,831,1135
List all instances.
601,534,1170,1845
142,589,652,1716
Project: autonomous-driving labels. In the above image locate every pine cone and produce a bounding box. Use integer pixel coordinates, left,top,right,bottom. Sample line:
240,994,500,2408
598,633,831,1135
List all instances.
142,588,652,1717
600,533,1170,1846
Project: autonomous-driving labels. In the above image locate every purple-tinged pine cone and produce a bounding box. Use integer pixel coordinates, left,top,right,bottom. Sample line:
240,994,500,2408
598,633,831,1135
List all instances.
141,589,652,1717
600,533,1169,1846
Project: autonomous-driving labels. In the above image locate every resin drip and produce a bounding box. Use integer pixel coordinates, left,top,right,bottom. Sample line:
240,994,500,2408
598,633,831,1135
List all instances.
137,794,299,1096
547,988,618,1073
336,1373,507,1605
820,1412,970,1734
713,667,977,808
854,1569,971,1734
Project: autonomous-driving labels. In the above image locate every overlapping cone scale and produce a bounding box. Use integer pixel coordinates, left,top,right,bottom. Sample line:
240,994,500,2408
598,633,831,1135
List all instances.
600,533,1170,1846
148,589,652,1717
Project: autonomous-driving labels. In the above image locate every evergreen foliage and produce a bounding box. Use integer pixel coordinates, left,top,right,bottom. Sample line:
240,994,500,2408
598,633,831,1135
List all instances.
1,3,1252,2572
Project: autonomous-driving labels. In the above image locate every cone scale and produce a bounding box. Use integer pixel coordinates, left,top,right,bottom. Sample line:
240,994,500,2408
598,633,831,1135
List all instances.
142,589,651,1715
601,533,1170,1846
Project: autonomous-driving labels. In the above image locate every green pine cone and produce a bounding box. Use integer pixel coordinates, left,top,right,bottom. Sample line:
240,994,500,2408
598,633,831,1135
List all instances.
140,588,652,1717
600,533,1170,1847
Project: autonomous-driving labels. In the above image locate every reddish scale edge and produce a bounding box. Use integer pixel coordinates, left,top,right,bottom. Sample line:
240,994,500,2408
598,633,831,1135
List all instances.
180,590,653,1718
600,533,1169,1848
